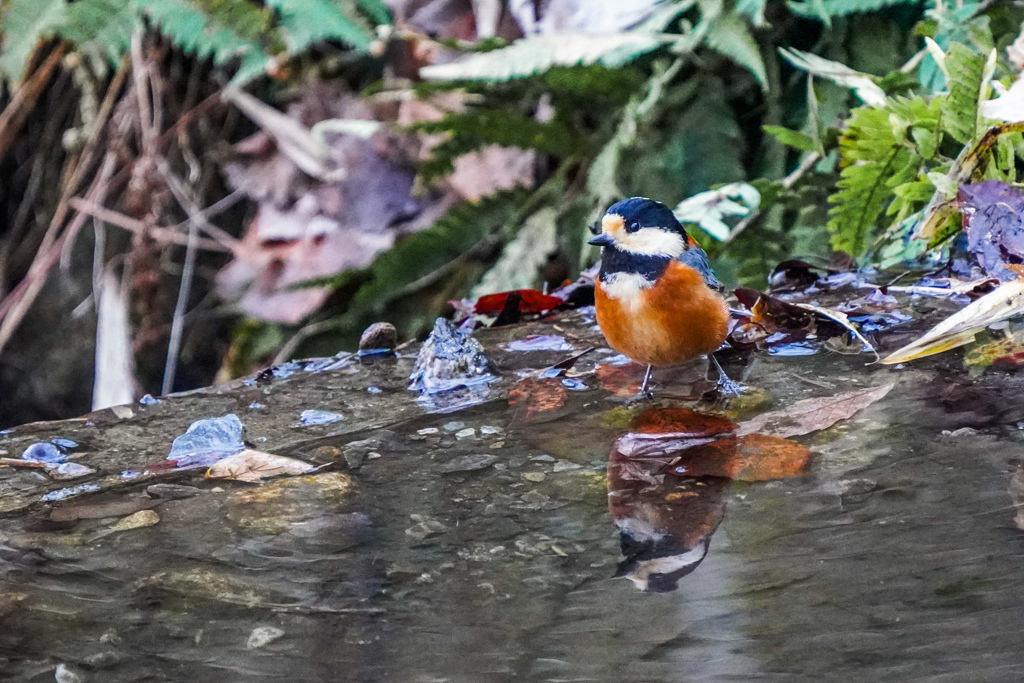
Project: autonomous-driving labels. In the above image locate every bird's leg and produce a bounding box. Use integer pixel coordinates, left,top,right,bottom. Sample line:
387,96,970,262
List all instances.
639,364,654,396
709,354,743,396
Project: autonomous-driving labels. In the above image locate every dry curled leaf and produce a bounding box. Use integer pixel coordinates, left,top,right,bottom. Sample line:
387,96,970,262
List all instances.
508,377,567,416
205,449,315,483
736,383,894,438
669,434,811,481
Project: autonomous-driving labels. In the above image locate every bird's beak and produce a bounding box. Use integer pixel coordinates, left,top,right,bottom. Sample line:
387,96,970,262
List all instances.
588,233,615,247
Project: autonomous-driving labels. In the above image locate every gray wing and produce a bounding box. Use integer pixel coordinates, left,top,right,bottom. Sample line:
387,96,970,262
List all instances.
677,244,723,292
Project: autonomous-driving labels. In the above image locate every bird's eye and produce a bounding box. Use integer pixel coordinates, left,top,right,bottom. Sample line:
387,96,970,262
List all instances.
626,221,641,233
588,221,600,236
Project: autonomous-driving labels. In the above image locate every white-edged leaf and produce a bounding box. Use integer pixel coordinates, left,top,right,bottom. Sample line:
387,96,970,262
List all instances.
673,182,761,241
0,0,67,84
779,47,886,106
881,278,1024,364
420,32,668,81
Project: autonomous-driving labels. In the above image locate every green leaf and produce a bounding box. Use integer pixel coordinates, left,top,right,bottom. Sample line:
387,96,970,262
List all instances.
827,105,917,254
788,0,919,20
941,42,985,144
266,0,373,53
420,32,668,82
779,48,886,106
704,12,768,89
0,0,67,84
59,0,139,67
471,207,559,297
763,125,818,151
136,0,273,84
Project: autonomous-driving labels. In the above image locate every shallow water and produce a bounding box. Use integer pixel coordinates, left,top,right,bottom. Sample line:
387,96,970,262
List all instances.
2,309,1024,682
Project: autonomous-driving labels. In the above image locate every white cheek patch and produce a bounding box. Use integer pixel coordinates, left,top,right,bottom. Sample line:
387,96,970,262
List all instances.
619,227,686,257
601,271,653,307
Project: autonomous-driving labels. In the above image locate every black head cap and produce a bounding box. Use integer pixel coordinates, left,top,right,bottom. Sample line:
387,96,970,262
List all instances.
606,197,684,234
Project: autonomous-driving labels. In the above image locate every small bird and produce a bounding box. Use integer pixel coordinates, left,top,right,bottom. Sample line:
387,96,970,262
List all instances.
587,197,733,395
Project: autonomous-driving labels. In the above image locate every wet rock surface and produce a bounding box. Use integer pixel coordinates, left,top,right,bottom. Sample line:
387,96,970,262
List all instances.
1,303,1024,681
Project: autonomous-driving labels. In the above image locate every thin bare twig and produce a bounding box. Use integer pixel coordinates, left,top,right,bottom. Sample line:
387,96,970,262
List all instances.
0,45,68,161
725,152,822,244
68,198,233,253
273,319,344,365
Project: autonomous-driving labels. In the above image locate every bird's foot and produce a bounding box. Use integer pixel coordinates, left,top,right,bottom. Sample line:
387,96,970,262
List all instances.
708,354,744,398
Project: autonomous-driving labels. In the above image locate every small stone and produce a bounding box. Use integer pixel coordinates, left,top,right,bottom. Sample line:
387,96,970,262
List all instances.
146,484,199,500
552,461,582,473
51,438,79,450
530,454,555,463
138,394,160,406
55,664,85,683
249,402,266,410
491,441,505,449
359,322,398,352
442,421,465,432
493,463,507,470
439,454,499,473
455,428,476,440
46,462,95,480
367,386,383,394
367,451,382,459
110,405,134,419
109,510,160,532
523,472,546,482
417,428,439,435
480,426,503,436
405,514,447,540
247,625,285,650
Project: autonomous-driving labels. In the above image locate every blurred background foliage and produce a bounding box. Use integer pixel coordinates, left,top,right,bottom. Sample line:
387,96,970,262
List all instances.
1,0,1024,426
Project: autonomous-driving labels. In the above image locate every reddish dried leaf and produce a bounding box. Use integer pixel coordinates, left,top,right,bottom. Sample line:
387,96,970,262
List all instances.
508,377,567,416
631,407,736,437
669,434,810,481
474,289,565,315
736,383,894,438
595,364,644,397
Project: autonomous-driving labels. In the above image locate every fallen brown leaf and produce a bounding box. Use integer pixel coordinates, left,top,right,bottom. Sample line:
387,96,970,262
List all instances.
508,377,567,416
736,383,894,438
669,434,811,481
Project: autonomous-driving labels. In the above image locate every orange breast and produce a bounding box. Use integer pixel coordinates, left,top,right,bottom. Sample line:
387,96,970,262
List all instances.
595,262,729,366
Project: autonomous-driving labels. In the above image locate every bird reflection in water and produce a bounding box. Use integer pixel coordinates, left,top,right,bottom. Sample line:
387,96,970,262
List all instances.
608,449,729,592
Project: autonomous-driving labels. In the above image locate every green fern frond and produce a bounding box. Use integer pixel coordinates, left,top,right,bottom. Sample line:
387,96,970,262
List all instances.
266,0,373,53
788,0,918,20
827,106,916,254
703,12,768,90
59,0,138,67
0,0,67,84
411,109,577,179
941,43,985,144
419,32,667,82
136,0,272,84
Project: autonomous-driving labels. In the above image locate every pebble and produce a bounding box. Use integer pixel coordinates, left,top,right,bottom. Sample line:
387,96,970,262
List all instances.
146,484,199,500
249,402,266,410
138,394,160,406
480,425,503,435
51,438,78,450
439,454,499,473
523,472,546,482
367,386,383,394
417,428,439,435
55,664,85,683
47,462,96,479
530,454,555,463
552,461,582,473
247,626,285,650
455,428,476,440
442,421,465,432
